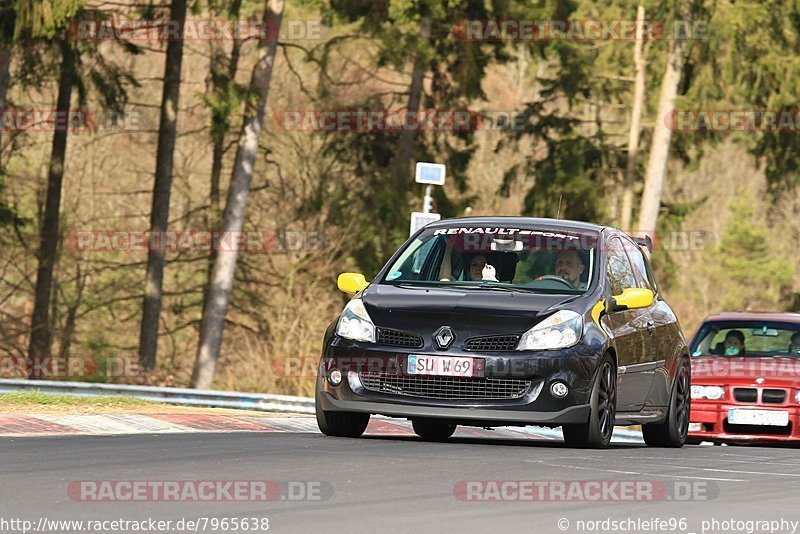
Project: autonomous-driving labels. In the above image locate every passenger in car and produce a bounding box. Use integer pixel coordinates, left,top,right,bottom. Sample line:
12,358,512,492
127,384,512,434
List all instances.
437,242,497,282
466,254,499,281
723,330,746,356
789,332,800,355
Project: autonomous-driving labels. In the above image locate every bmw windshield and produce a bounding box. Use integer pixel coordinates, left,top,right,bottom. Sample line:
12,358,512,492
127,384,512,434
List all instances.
691,322,800,357
381,225,598,294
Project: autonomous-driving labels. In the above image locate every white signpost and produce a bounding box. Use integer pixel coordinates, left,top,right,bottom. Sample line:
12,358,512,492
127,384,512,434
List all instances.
409,211,441,236
411,162,445,235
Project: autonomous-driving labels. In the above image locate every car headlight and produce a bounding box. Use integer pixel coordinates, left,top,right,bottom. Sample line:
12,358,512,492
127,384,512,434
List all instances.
335,298,376,343
517,310,583,351
691,385,725,400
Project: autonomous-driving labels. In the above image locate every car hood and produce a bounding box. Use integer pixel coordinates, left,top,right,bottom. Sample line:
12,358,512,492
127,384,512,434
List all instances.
692,355,800,388
362,283,584,336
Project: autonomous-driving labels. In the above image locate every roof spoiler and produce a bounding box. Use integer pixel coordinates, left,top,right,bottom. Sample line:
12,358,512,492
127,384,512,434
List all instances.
632,234,653,254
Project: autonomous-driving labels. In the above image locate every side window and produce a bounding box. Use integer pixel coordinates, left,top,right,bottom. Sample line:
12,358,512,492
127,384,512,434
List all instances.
623,240,654,292
606,237,637,296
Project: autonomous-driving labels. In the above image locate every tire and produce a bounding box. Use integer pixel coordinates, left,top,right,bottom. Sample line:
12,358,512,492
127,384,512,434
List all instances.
412,418,457,441
642,357,690,448
562,354,617,449
315,386,369,438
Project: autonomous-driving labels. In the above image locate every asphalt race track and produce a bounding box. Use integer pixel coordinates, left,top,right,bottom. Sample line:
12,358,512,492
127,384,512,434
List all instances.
3,428,800,534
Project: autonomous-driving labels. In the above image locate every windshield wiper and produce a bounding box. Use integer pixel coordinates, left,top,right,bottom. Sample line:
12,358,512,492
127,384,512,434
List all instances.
391,281,441,289
461,283,536,293
390,281,566,294
391,281,526,292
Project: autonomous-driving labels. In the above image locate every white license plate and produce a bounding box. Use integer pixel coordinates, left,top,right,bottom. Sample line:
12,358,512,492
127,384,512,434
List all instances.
407,355,482,377
728,409,789,426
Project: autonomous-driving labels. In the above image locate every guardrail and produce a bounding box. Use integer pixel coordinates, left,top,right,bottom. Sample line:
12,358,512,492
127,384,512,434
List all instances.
0,378,315,414
0,379,646,440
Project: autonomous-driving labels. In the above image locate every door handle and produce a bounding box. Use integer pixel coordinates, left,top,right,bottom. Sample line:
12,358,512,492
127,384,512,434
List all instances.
646,321,655,336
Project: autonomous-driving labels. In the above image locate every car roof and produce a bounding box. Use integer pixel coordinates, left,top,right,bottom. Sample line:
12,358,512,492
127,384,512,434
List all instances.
426,216,608,233
702,311,800,324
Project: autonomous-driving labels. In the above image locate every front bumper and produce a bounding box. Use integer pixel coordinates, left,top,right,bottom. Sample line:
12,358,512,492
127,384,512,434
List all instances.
689,402,800,443
318,391,590,425
317,335,601,426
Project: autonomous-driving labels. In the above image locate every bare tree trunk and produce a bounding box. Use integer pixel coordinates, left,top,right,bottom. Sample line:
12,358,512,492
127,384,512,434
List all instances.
392,16,431,180
27,39,74,375
619,5,646,232
208,41,226,227
0,43,12,154
208,0,243,227
191,0,285,389
58,264,86,358
203,0,243,311
637,24,688,235
138,0,187,371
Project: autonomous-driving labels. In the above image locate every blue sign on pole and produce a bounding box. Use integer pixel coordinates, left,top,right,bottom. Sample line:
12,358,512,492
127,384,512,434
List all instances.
415,162,446,185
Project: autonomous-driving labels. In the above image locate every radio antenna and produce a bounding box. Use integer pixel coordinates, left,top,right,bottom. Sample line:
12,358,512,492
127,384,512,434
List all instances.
556,195,563,219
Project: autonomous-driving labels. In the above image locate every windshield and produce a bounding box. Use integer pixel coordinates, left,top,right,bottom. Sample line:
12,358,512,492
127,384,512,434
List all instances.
691,321,800,357
381,226,597,294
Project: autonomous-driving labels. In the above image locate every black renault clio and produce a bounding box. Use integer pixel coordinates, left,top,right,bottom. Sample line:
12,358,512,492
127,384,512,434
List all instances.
316,217,690,448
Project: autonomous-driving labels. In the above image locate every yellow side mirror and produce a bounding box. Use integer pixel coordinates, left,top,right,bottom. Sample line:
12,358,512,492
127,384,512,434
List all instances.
607,288,654,312
337,273,369,295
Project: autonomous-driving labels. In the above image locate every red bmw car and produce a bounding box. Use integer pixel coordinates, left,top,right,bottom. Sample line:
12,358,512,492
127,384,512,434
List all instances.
688,312,800,445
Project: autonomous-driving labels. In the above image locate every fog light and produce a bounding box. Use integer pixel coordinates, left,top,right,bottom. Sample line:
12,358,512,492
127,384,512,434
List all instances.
328,369,342,386
550,381,569,398
688,423,702,432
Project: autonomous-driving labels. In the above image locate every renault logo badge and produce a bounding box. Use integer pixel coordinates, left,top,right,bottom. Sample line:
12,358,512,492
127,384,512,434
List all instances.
434,326,455,350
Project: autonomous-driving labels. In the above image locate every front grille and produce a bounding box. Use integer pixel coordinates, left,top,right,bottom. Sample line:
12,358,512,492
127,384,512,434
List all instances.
464,335,520,352
358,372,531,400
723,421,792,436
763,389,787,404
733,388,758,403
376,328,423,348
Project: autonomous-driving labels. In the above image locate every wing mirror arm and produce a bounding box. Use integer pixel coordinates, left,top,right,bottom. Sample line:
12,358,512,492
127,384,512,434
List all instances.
604,297,622,314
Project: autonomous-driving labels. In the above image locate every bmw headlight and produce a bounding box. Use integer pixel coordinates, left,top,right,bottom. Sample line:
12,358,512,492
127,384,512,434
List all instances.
335,299,376,343
517,310,583,351
691,385,725,400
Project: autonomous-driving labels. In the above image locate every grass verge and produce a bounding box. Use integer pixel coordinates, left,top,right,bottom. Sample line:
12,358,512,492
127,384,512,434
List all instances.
0,391,149,407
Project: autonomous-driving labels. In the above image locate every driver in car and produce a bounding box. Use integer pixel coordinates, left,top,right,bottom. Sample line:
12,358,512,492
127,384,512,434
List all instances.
553,250,586,290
